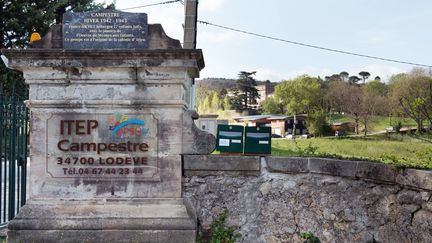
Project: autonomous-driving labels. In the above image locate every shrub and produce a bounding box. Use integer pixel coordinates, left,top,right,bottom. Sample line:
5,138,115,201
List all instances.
197,209,241,243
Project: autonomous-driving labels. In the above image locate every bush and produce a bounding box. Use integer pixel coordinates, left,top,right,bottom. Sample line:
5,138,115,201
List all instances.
299,231,321,243
307,110,332,137
197,209,241,243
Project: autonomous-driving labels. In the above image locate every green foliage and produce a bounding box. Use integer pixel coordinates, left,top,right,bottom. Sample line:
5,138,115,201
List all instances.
197,209,241,243
196,88,228,114
223,96,231,111
1,0,112,96
364,79,388,96
211,93,220,112
274,75,323,115
0,64,26,97
394,120,403,133
293,141,318,156
272,135,432,169
1,0,108,49
299,231,321,243
307,110,332,136
389,71,432,133
229,71,260,112
261,96,284,114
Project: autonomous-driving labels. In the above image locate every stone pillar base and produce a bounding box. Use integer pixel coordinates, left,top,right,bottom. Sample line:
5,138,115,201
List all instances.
7,199,196,243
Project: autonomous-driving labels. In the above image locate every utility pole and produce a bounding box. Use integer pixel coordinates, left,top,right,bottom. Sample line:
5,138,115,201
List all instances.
183,0,199,110
183,0,198,49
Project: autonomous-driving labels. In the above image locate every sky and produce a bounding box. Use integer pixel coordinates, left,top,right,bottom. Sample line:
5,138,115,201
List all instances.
96,0,432,82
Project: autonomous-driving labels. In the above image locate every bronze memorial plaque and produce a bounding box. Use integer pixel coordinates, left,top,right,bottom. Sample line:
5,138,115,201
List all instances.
46,113,159,180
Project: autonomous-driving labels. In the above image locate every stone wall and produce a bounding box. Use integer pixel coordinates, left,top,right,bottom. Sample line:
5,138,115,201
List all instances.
183,155,432,243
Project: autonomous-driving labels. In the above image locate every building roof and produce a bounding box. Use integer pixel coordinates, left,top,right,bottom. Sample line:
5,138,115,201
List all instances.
267,115,288,120
233,114,288,122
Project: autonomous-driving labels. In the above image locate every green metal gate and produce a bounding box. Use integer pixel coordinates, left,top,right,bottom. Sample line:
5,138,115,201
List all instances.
0,85,28,225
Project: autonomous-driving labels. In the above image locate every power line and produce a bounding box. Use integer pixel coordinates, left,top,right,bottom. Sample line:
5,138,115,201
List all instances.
119,0,181,11
198,20,432,68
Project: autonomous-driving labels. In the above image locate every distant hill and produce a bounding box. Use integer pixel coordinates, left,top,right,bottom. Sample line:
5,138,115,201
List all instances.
196,78,277,91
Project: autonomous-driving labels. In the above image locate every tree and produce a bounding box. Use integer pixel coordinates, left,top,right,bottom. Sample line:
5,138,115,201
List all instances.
363,79,388,97
390,71,432,133
261,96,284,114
348,76,361,85
229,71,260,112
325,80,351,113
274,75,322,136
324,74,342,82
275,75,323,115
359,87,387,136
1,0,112,96
339,71,349,82
222,96,231,111
344,84,362,134
210,92,220,113
358,71,371,84
195,88,227,114
307,109,331,137
200,95,211,114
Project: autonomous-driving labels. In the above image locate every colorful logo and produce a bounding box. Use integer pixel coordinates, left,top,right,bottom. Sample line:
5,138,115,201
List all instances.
108,113,149,138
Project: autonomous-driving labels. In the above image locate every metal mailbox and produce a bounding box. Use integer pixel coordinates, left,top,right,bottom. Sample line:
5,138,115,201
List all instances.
216,124,244,154
244,126,271,155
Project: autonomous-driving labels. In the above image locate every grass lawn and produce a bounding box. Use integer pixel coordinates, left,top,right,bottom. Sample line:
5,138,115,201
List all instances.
272,134,432,169
328,114,417,133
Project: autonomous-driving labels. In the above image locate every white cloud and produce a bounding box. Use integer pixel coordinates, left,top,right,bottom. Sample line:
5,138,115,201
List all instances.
252,68,286,82
199,0,226,13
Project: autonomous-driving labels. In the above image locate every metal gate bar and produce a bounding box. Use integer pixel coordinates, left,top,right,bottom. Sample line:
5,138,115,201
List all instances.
0,84,28,225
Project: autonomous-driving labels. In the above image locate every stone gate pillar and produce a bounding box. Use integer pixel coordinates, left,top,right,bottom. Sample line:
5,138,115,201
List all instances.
2,10,211,243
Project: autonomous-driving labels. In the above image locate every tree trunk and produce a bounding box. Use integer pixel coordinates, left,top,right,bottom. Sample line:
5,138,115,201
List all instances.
416,117,423,134
292,114,296,137
355,117,359,134
363,120,368,136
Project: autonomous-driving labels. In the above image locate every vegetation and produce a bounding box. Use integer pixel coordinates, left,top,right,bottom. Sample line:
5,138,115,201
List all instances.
299,231,321,243
389,69,432,133
273,75,322,115
307,109,332,136
271,75,323,136
272,134,432,169
1,0,114,96
197,209,241,243
261,96,284,114
229,71,260,112
261,68,432,136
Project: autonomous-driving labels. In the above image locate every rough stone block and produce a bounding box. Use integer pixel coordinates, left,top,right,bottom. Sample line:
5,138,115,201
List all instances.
396,169,432,191
309,158,357,178
7,229,196,243
356,161,398,183
182,111,216,155
183,155,260,176
266,157,309,173
8,199,196,243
